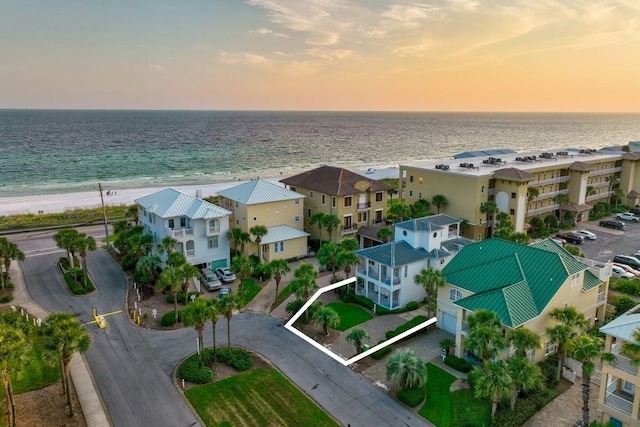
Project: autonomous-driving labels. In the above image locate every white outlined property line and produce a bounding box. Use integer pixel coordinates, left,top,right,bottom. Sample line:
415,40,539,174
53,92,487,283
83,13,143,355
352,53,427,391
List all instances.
284,276,437,366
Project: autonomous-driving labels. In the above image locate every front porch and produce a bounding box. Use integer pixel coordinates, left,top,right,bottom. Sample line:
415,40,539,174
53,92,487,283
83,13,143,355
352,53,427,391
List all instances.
354,276,401,310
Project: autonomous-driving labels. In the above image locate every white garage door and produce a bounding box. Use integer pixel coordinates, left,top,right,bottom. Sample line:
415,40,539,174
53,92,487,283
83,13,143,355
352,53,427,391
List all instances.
441,311,457,333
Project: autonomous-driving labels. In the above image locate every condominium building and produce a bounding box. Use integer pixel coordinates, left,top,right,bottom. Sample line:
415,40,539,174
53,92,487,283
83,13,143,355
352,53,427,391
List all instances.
400,148,640,240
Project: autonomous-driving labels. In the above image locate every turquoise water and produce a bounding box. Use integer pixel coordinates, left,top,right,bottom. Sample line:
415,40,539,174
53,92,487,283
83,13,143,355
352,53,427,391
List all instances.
0,110,638,196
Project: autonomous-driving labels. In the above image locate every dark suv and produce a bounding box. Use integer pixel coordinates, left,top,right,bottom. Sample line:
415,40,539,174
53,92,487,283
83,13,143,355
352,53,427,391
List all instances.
599,220,625,230
556,233,584,244
613,255,640,269
630,207,640,216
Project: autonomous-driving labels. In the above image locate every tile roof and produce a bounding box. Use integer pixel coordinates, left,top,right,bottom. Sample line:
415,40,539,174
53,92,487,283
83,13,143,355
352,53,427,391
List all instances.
135,188,231,219
443,238,596,328
493,167,535,181
260,224,310,244
568,161,595,172
600,305,640,342
355,241,429,267
280,165,392,196
217,179,305,205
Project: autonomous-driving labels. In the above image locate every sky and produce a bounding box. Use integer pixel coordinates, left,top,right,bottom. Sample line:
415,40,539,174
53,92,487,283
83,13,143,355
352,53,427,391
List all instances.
1,0,639,112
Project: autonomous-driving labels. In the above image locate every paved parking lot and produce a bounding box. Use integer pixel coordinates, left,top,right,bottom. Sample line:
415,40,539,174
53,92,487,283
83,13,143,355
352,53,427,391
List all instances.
564,214,640,263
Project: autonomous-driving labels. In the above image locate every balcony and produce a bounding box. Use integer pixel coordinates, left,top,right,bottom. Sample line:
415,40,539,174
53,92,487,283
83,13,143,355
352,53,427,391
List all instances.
589,167,622,177
598,291,606,304
527,204,560,216
357,201,371,210
167,228,194,239
531,189,570,202
530,176,571,187
611,342,639,375
341,225,358,236
604,380,634,417
207,225,221,236
186,249,195,258
587,192,611,203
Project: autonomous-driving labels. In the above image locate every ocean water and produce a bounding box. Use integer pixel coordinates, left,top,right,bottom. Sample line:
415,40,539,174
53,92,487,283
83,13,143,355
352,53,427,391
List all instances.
0,110,638,197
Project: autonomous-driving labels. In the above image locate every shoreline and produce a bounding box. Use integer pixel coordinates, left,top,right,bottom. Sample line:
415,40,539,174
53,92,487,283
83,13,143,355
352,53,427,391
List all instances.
0,167,399,216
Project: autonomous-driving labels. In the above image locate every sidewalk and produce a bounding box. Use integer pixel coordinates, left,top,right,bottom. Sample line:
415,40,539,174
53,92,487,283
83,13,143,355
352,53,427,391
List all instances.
4,262,111,427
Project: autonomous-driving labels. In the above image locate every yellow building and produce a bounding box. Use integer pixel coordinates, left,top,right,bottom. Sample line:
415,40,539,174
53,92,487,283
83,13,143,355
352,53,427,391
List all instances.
400,149,640,240
280,165,393,242
217,179,309,262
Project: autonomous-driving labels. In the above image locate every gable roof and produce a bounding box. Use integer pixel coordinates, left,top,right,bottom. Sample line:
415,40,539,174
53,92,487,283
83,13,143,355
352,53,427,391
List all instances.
217,179,305,205
568,161,595,172
355,241,429,267
260,224,310,244
493,167,535,181
443,238,598,328
280,165,392,196
395,214,461,232
600,304,640,342
135,188,231,219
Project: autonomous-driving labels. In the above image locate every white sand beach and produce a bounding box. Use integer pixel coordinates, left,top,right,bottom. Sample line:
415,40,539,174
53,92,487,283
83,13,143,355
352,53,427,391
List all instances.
0,167,399,216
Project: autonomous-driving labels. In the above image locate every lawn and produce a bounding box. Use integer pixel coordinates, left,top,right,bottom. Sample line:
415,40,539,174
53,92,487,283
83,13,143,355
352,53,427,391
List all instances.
240,278,261,307
325,302,373,331
271,281,296,311
185,368,339,427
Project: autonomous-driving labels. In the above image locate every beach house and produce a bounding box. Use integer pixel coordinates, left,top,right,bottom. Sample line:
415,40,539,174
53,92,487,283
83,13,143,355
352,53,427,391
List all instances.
280,165,393,242
217,179,310,262
438,238,610,363
134,188,232,270
598,305,640,427
354,214,474,309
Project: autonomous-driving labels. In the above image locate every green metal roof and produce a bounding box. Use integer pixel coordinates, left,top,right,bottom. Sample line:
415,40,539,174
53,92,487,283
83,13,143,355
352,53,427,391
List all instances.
443,238,596,328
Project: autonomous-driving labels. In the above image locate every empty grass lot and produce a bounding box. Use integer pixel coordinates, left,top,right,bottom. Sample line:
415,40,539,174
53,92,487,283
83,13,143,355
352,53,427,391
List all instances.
185,368,339,427
240,279,261,307
324,302,373,331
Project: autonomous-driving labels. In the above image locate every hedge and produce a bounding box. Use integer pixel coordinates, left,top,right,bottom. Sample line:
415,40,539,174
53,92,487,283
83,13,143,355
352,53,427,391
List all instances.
397,387,425,407
178,353,213,384
444,355,473,373
371,340,393,360
207,348,254,371
63,271,95,295
161,310,181,327
492,387,558,427
353,295,420,315
385,315,429,340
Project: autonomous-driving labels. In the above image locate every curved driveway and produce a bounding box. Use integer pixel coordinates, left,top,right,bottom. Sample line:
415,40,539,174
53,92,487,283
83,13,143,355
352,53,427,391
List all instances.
22,248,430,427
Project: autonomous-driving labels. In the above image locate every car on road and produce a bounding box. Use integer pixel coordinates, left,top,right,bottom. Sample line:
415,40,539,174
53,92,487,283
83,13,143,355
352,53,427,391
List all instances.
612,265,635,279
215,267,236,283
613,255,640,269
616,213,640,222
613,263,640,277
556,233,584,244
570,230,597,240
600,220,625,230
200,267,222,291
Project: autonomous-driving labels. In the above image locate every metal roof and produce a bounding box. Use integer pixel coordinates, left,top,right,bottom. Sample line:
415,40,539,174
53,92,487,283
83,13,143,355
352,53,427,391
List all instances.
395,214,462,232
217,179,305,205
600,305,640,342
355,241,429,267
135,188,231,219
454,149,516,159
260,224,310,244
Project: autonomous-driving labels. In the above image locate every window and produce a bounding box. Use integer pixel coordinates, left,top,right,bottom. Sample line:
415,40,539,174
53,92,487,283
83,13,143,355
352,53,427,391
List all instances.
511,192,516,199
290,186,296,192
410,176,414,183
307,208,312,218
449,289,463,302
544,341,557,356
322,194,326,205
168,219,175,229
332,197,336,208
235,201,239,208
208,219,220,233
526,349,536,363
419,192,422,199
180,217,187,227
419,177,423,183
375,192,383,202
404,266,408,278
357,212,367,223
409,190,413,197
509,209,515,215
310,191,314,199
481,185,485,194
294,199,300,205
274,241,284,254
344,196,353,207
571,273,580,288
208,236,219,249
294,215,300,223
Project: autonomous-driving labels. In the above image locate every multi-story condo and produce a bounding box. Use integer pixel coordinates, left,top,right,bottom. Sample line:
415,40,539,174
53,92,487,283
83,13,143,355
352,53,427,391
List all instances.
281,165,393,242
354,214,474,309
438,238,610,363
400,148,640,240
217,179,310,262
135,188,232,270
598,305,640,427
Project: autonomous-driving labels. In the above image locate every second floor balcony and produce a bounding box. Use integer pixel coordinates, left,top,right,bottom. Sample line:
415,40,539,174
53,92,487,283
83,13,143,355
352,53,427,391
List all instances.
341,225,358,236
166,227,194,239
356,264,401,287
611,342,639,376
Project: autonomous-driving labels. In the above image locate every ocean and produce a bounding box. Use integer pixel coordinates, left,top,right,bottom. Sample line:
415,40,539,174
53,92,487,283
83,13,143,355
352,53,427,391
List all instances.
0,110,638,197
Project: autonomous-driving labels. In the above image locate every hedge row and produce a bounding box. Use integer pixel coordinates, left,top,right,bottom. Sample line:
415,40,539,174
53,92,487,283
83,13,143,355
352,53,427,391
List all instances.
179,353,213,384
63,271,95,295
444,355,473,373
385,315,429,340
207,348,254,371
370,339,392,360
179,348,255,384
397,387,426,407
352,295,420,315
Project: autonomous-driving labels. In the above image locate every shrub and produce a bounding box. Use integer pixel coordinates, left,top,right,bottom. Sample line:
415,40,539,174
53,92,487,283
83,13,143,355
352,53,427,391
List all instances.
0,296,13,303
63,271,95,295
611,295,638,316
537,354,559,385
210,348,254,370
385,315,429,340
253,263,272,281
248,255,260,265
178,354,212,384
444,355,473,373
405,301,419,311
354,295,374,310
161,310,180,327
121,253,139,271
492,387,558,427
285,299,305,316
371,340,392,360
397,387,425,407
610,279,640,297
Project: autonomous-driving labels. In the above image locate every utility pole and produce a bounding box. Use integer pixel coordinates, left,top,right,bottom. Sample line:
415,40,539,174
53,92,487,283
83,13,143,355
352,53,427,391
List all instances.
98,182,110,248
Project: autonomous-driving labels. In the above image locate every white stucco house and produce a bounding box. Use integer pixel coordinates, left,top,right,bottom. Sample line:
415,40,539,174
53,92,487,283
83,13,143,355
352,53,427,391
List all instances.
354,214,474,309
135,188,232,270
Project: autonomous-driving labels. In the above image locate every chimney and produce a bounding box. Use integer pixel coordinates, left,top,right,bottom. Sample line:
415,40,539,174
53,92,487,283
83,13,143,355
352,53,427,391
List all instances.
196,189,203,199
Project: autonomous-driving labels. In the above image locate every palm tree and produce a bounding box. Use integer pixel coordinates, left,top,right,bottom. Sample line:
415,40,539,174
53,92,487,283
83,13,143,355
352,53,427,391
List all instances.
75,233,97,288
546,306,587,382
317,242,342,280
0,323,29,427
219,295,240,351
53,228,79,268
157,236,178,256
431,194,448,214
474,360,513,418
112,219,132,236
507,356,542,410
136,254,162,286
376,226,393,243
309,213,326,243
291,263,319,323
0,238,25,290
338,251,358,278
480,200,498,237
622,328,640,365
465,309,505,366
506,327,541,358
41,313,91,416
346,327,370,354
158,266,183,321
387,202,410,223
314,306,340,336
409,199,429,218
207,298,221,371
438,338,456,356
385,347,428,390
227,227,244,252
249,225,268,261
231,255,253,301
321,214,340,242
179,263,200,297
526,187,540,218
567,335,616,426
605,174,619,204
553,193,571,224
414,267,445,319
269,259,291,303
126,204,139,223
181,298,210,367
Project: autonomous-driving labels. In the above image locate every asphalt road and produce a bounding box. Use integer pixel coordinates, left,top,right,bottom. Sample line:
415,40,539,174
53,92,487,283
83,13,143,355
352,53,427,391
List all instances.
569,215,640,262
16,230,431,427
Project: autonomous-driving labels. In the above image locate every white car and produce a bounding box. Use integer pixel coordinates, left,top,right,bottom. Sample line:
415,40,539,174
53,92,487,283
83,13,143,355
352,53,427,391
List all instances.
612,265,635,279
616,212,640,222
614,263,640,277
215,267,237,283
571,230,597,240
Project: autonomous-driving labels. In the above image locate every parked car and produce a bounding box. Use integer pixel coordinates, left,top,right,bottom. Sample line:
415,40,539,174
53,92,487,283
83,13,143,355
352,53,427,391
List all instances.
556,233,584,244
570,230,597,240
550,237,566,246
613,255,640,269
218,286,231,298
215,267,237,283
612,265,635,279
616,213,640,222
613,263,640,277
630,207,640,215
599,220,625,230
200,267,222,291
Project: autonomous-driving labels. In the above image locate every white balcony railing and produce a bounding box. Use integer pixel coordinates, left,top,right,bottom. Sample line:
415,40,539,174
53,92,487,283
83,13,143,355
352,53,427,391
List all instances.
611,342,639,375
341,225,358,236
589,167,622,177
530,176,571,187
186,249,195,258
598,292,606,303
527,204,560,216
207,225,221,234
167,228,194,238
531,189,570,202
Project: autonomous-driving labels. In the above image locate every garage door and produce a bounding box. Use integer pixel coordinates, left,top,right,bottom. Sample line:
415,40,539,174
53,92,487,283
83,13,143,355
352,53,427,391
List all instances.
209,259,228,270
441,311,457,334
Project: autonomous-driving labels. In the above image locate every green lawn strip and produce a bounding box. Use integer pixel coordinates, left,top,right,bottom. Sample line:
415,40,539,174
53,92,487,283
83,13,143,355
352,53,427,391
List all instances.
271,281,296,311
451,389,491,427
185,368,339,427
324,302,373,331
241,279,261,307
418,363,456,426
0,206,131,232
